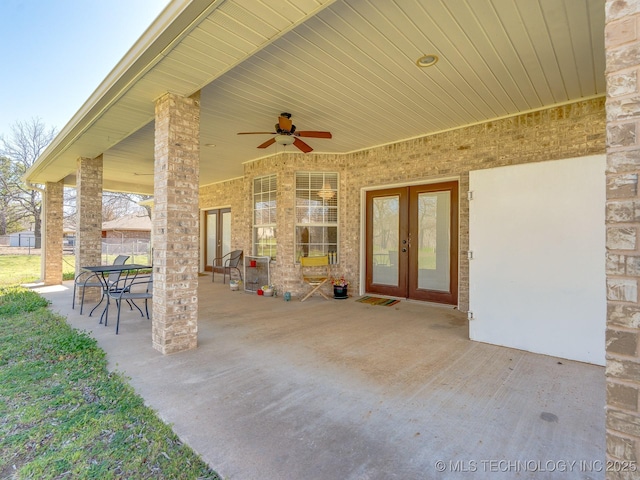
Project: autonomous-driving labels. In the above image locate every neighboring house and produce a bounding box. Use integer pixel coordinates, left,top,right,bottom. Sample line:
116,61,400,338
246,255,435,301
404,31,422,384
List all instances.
101,214,152,243
21,0,640,463
61,216,151,246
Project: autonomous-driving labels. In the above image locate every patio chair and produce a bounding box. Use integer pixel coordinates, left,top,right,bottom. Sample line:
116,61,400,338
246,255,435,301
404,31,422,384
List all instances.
212,249,243,284
105,274,153,334
72,255,130,314
299,255,330,302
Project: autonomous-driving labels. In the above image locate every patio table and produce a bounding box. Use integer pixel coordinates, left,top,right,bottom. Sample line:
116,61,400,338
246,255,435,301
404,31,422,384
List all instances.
81,264,151,323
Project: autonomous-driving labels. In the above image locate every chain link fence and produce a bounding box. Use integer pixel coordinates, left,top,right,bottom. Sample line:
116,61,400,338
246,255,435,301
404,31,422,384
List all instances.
0,236,151,265
101,240,151,265
0,235,40,254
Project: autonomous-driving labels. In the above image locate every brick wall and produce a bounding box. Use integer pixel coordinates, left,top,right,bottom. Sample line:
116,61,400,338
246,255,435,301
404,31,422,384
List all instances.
200,177,247,254
103,230,151,241
605,1,640,475
201,98,605,305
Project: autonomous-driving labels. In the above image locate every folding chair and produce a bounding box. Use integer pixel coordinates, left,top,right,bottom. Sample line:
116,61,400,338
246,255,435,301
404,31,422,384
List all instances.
300,255,330,302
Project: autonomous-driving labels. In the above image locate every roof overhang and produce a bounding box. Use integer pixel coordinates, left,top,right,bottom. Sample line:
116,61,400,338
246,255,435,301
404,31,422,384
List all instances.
25,0,606,194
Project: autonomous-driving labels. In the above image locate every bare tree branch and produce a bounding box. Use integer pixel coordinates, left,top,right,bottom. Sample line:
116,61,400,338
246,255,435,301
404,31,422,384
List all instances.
0,118,57,241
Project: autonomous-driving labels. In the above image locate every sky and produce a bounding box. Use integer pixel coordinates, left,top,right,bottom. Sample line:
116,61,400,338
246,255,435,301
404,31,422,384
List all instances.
0,0,168,138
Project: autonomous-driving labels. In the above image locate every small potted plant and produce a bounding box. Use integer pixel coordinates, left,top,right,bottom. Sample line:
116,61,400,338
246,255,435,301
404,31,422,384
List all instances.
331,276,349,299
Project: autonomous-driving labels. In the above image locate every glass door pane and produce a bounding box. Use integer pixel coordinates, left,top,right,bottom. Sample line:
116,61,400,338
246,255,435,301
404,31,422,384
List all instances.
416,191,450,291
372,195,400,286
408,181,458,304
206,212,218,267
222,211,231,258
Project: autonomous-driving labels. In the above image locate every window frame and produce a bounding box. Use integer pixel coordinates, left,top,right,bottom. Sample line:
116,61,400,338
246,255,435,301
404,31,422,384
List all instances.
294,171,339,264
252,174,277,260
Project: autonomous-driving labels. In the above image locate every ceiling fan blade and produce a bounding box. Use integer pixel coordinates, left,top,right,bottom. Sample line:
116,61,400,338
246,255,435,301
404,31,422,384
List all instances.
278,116,293,132
296,131,332,139
257,138,277,149
293,137,313,153
237,132,277,135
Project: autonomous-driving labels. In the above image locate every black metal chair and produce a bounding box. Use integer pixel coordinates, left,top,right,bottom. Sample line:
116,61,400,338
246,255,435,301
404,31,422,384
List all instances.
211,250,243,284
72,255,129,314
105,274,153,334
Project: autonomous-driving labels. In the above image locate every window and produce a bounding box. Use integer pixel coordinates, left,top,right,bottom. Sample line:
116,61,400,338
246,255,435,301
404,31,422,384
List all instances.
295,172,338,263
253,174,277,259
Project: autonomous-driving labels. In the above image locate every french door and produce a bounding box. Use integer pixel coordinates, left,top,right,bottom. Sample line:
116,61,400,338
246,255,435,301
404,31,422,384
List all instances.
365,182,458,304
205,208,231,272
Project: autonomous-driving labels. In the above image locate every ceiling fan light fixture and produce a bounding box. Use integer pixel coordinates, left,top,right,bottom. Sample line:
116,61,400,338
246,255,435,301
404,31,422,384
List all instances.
275,134,295,146
416,54,439,68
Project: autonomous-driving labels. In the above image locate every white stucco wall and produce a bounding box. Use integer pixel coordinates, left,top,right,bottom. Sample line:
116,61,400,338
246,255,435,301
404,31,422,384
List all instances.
468,155,606,365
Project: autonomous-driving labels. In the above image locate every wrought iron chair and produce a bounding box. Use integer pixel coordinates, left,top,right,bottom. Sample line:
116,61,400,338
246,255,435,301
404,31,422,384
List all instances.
300,255,330,302
105,274,153,334
72,255,130,314
212,249,243,284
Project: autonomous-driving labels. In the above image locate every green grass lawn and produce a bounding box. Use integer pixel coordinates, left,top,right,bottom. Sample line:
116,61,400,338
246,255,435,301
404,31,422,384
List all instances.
0,255,77,286
0,286,220,479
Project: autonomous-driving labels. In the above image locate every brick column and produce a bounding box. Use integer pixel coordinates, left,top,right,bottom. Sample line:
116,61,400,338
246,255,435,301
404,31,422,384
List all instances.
605,1,640,474
75,156,103,304
43,180,64,285
152,92,200,354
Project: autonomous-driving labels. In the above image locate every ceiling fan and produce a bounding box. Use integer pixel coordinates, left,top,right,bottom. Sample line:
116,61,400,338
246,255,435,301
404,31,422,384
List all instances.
237,112,332,153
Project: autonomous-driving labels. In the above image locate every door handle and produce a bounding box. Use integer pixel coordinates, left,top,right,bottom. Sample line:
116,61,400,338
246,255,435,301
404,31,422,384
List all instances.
402,248,407,253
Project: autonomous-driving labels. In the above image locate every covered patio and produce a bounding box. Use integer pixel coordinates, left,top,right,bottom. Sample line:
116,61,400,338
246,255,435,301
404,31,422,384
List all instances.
38,278,604,479
22,0,640,473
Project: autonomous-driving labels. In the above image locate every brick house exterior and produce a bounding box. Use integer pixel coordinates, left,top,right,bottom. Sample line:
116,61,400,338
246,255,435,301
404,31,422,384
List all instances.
101,214,151,242
201,98,606,309
28,1,640,472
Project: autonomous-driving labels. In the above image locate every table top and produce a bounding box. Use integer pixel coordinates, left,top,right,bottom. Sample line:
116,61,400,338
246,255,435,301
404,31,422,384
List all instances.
82,264,151,273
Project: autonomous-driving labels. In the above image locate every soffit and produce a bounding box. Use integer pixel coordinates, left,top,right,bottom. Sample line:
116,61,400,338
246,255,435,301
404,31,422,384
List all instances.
27,0,605,195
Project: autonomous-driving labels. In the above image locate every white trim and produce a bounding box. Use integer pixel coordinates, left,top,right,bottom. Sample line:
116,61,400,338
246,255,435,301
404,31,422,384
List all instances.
360,175,460,192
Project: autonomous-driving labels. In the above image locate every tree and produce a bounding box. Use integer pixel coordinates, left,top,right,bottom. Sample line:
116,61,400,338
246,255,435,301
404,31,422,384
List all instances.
0,118,57,245
0,156,16,235
102,192,151,222
63,190,152,228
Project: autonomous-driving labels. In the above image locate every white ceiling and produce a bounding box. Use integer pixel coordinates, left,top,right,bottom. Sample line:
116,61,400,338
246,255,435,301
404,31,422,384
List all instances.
27,0,605,195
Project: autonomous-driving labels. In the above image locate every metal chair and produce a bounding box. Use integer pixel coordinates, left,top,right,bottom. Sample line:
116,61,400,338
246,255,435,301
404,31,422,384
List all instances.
72,255,129,314
105,274,153,334
212,250,243,283
300,255,330,302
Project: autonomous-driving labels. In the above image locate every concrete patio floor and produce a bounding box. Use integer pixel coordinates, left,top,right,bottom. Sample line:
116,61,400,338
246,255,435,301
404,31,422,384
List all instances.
37,277,605,479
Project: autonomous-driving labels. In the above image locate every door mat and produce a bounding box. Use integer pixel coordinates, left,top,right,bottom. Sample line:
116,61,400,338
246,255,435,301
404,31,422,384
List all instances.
356,296,400,306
